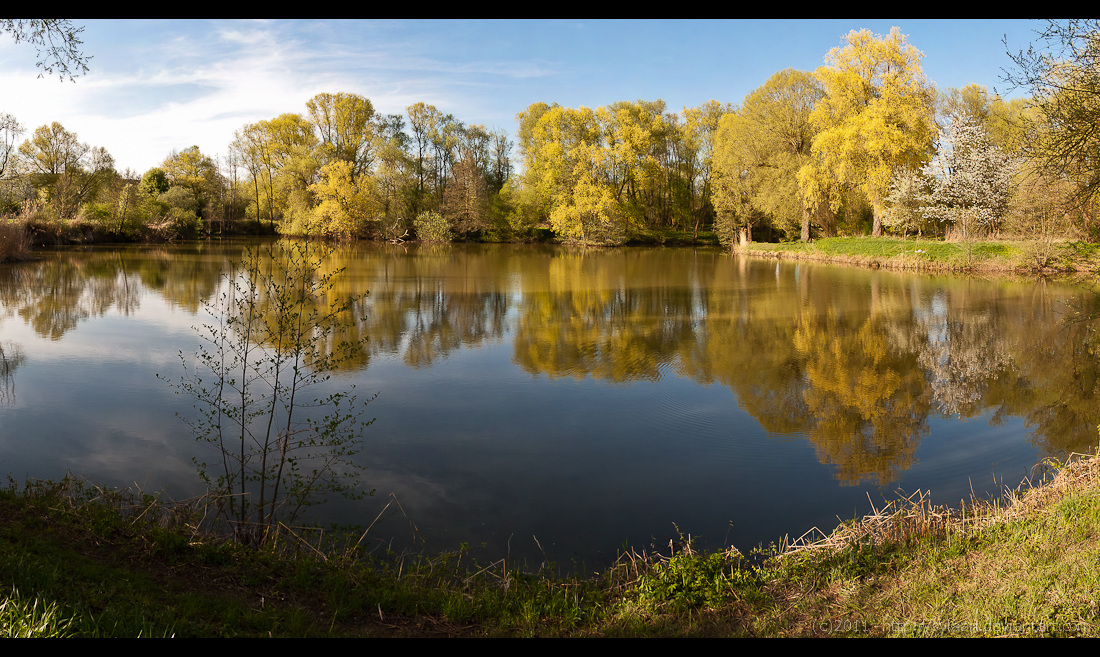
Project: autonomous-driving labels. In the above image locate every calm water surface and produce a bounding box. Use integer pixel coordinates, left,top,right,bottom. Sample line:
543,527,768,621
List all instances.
1,240,1098,570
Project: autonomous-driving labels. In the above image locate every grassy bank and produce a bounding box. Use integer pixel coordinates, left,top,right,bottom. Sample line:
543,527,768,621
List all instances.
737,236,1100,273
3,453,1100,637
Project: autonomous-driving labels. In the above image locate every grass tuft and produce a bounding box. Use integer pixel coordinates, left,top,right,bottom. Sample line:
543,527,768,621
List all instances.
0,588,79,638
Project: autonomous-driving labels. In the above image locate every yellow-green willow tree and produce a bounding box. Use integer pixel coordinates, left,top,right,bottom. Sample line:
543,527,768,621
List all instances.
515,99,727,241
678,100,731,239
713,69,826,243
712,110,763,245
18,122,115,221
521,104,627,244
810,27,936,236
309,160,379,239
162,145,218,226
306,92,377,183
264,113,320,229
230,121,278,227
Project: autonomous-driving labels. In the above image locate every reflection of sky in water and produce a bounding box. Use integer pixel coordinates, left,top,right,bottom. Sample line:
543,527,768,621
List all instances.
0,245,1093,571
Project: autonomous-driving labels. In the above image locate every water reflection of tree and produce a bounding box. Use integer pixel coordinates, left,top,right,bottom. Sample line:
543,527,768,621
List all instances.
7,259,92,339
908,288,1013,418
320,243,513,370
989,289,1100,457
508,253,936,485
7,242,1099,480
689,263,933,486
135,247,228,314
794,307,929,485
678,259,812,435
512,248,700,381
0,341,24,405
0,248,226,340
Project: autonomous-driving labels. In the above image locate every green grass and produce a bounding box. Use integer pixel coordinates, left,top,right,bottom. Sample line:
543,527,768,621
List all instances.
0,588,81,638
4,457,1100,636
739,236,1100,273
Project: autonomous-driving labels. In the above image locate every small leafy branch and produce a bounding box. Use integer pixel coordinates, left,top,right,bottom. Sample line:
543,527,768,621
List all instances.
163,240,374,546
0,19,91,81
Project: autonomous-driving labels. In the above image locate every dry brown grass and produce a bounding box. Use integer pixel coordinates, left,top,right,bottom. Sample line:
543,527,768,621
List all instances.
781,489,964,558
995,452,1100,520
780,452,1100,560
0,210,30,262
750,453,1100,636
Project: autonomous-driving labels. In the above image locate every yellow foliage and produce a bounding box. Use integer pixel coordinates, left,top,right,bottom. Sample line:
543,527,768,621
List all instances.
308,160,379,239
522,105,630,244
811,27,936,236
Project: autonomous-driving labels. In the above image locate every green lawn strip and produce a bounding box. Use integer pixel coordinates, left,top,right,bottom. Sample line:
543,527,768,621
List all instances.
736,237,1092,272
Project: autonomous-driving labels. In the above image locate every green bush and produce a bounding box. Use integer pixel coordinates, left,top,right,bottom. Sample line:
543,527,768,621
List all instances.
413,210,452,243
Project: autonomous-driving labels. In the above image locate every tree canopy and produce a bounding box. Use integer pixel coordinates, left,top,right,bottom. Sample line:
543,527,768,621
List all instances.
920,121,1019,238
713,69,827,244
18,122,114,219
810,27,936,236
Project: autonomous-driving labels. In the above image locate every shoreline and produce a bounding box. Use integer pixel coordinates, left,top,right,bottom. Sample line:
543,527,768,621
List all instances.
734,236,1100,275
3,451,1099,636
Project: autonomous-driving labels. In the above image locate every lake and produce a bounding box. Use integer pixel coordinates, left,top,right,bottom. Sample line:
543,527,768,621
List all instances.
1,239,1098,571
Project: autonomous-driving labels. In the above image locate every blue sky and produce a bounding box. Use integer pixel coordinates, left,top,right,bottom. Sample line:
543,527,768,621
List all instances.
0,19,1043,175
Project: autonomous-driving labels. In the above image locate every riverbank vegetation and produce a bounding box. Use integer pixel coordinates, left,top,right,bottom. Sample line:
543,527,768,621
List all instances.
3,451,1099,637
3,21,1100,256
737,236,1100,273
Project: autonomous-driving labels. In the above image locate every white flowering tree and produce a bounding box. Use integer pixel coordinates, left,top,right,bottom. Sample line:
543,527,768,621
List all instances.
919,121,1019,239
883,166,932,236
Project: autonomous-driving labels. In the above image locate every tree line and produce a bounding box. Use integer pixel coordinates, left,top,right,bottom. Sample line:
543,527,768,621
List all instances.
2,22,1100,247
0,92,519,244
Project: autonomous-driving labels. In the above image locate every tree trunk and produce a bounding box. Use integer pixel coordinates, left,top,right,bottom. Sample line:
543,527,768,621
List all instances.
821,205,838,237
801,206,811,242
871,197,884,236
